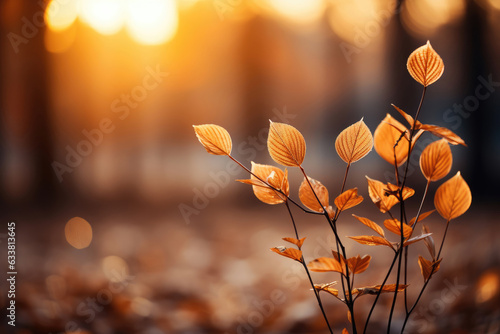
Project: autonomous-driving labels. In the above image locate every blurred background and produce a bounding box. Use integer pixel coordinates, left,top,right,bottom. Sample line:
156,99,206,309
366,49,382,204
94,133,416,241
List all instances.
1,0,500,333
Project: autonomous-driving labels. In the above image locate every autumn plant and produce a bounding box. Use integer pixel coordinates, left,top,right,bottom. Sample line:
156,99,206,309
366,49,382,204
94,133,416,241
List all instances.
193,41,472,334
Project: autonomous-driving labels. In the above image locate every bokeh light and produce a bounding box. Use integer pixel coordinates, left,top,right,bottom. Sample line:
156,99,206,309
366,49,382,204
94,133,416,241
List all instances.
44,24,76,53
125,0,179,45
44,0,79,32
264,0,325,25
402,0,466,37
79,0,125,35
65,217,93,249
102,255,130,283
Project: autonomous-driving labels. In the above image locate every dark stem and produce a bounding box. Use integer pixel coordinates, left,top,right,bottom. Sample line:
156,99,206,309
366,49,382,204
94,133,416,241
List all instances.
299,165,358,334
401,220,451,333
284,201,334,334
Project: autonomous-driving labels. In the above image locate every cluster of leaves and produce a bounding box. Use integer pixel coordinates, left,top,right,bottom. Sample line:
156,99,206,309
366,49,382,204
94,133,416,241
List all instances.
193,41,472,334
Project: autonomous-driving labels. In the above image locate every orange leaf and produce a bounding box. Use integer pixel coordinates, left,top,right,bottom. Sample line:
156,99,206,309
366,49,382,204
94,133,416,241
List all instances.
332,250,347,269
409,210,435,228
283,237,306,249
334,188,363,213
417,124,466,146
422,225,436,260
348,255,371,274
335,118,373,164
308,257,345,274
384,218,413,239
299,176,329,213
238,163,289,205
352,215,385,237
270,247,302,262
418,256,442,280
348,236,394,250
374,114,422,167
268,121,306,167
342,329,349,334
404,233,433,246
420,139,452,181
193,124,232,155
314,282,339,297
391,104,421,128
366,177,399,213
352,284,409,296
407,41,444,87
434,172,472,220
385,183,415,201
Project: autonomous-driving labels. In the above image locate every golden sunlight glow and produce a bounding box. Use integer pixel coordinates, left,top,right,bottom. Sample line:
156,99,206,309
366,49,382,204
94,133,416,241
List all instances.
45,25,76,53
102,255,130,283
126,0,179,45
45,0,79,32
476,271,499,304
79,0,126,35
263,0,325,25
327,0,395,43
402,0,465,37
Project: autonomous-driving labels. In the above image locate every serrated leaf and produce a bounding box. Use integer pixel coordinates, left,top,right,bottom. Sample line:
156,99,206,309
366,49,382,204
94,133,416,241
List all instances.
193,124,232,155
283,237,306,249
420,139,453,182
348,235,394,250
418,256,442,280
417,124,466,146
308,257,345,274
335,118,373,164
270,247,302,262
384,218,413,239
407,41,444,87
314,282,339,297
268,121,306,167
348,255,371,274
299,176,329,213
352,215,385,237
434,172,472,220
238,163,289,205
334,188,363,213
422,225,436,260
374,114,422,167
404,233,433,246
409,210,435,228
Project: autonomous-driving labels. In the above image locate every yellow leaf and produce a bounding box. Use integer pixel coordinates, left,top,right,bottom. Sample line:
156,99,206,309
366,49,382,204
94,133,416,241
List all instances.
420,139,452,182
348,235,394,250
409,210,435,227
384,218,413,239
434,172,472,220
374,114,422,167
334,188,363,212
314,282,339,297
352,214,385,237
407,41,444,87
237,162,289,205
335,118,373,164
193,124,232,155
268,121,306,167
417,124,466,146
418,256,442,280
270,247,302,262
299,176,329,213
347,255,371,274
308,257,345,274
283,237,306,249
